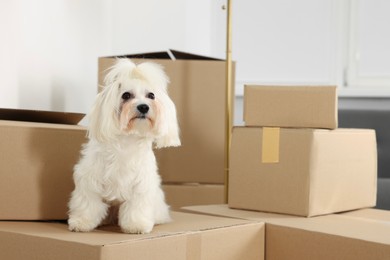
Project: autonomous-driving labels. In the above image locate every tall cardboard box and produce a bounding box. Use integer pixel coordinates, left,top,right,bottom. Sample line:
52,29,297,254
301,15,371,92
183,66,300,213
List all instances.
98,50,234,184
0,211,265,260
244,85,338,129
0,108,87,220
184,205,390,260
229,126,377,217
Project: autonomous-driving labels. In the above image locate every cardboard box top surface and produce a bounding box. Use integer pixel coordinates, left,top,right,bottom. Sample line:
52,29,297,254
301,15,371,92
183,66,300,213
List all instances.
340,208,390,221
244,85,338,129
101,49,223,61
183,205,390,245
0,211,259,246
0,108,85,125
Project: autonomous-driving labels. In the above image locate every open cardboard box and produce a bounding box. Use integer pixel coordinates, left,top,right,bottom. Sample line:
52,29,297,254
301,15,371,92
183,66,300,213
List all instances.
0,108,87,220
98,50,235,184
184,205,390,260
0,211,264,260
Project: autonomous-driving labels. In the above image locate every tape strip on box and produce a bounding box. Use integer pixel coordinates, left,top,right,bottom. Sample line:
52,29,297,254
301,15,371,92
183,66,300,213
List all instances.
262,127,280,163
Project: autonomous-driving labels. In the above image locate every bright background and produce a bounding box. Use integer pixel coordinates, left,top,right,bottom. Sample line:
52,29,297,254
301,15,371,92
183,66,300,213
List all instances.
1,0,389,125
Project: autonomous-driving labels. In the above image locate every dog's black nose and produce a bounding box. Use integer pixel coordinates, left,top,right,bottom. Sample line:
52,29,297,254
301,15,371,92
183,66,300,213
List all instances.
137,104,149,114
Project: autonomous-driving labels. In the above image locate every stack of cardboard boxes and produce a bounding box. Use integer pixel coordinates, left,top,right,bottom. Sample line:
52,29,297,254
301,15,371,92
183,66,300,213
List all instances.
229,85,377,217
0,54,267,259
184,85,390,259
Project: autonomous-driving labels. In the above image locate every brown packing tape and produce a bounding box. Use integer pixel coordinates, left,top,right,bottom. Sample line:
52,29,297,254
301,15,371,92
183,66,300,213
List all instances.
262,127,280,163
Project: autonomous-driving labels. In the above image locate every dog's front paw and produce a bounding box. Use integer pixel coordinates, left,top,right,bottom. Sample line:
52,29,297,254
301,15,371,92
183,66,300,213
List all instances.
120,219,154,234
68,217,97,232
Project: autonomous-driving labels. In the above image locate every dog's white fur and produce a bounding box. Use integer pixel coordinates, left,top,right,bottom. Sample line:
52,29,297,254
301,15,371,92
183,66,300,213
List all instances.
68,59,180,234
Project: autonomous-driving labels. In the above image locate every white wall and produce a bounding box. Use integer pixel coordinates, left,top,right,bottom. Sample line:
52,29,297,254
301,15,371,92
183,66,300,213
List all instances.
107,0,220,57
0,0,112,112
1,0,388,118
231,0,338,95
0,0,217,114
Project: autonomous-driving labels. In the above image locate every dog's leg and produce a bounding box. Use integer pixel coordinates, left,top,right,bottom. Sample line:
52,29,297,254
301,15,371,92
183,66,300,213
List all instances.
118,196,154,234
68,188,108,232
153,187,171,225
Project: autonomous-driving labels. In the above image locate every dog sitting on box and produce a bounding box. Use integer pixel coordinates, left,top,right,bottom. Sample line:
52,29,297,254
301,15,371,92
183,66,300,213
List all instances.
68,59,180,234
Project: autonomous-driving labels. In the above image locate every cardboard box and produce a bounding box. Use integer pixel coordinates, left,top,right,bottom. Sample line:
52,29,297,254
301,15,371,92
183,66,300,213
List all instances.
0,108,87,220
99,50,235,184
163,183,224,210
244,85,338,129
229,126,377,217
0,211,264,260
184,205,390,260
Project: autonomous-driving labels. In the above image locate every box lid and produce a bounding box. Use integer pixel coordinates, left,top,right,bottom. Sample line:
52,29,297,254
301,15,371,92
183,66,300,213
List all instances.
0,108,85,125
103,49,222,61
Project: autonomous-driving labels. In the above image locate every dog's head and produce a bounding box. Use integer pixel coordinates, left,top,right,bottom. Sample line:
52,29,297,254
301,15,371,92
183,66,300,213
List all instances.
88,59,180,148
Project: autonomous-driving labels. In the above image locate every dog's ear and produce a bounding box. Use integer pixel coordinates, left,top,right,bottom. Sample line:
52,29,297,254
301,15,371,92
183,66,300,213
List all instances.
87,83,120,142
136,62,181,148
88,59,137,142
154,94,181,148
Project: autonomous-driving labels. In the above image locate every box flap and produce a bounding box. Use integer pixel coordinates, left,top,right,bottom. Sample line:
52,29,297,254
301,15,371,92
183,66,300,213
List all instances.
169,49,221,60
104,49,222,61
0,108,85,125
116,51,172,60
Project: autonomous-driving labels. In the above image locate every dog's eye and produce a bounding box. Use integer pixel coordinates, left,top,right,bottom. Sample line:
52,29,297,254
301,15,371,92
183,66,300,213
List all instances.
147,92,155,100
122,92,133,100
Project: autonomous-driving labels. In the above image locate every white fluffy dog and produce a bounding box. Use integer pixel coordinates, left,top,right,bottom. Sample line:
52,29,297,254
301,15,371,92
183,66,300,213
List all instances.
68,59,180,234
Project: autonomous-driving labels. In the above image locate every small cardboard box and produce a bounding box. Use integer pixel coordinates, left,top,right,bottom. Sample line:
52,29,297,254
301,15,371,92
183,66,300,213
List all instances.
99,50,235,184
163,183,224,210
184,205,390,260
244,85,338,129
229,126,377,217
0,108,87,220
0,211,264,260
